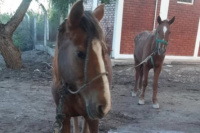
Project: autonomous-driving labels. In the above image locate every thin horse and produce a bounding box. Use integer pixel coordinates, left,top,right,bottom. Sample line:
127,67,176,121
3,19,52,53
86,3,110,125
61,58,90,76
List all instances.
132,16,175,109
52,1,112,132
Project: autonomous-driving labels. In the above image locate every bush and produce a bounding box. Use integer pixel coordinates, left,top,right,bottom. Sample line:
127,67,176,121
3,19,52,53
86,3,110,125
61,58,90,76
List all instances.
13,16,33,51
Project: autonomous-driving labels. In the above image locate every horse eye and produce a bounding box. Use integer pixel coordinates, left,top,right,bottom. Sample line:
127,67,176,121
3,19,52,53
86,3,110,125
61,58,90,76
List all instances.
77,51,86,60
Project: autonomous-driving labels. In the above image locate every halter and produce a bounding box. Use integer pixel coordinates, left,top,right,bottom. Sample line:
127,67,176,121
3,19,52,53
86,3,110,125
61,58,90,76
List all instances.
155,30,168,48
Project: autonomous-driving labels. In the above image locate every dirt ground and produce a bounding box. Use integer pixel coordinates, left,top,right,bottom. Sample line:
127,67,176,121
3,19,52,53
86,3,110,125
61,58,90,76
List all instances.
0,50,200,133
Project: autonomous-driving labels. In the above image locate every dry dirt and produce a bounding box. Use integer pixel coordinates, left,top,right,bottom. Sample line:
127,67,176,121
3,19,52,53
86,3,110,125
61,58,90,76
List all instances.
0,50,200,133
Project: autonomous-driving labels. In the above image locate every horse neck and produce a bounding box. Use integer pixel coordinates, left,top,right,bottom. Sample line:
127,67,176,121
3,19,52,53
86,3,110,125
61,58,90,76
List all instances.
151,32,165,60
150,33,157,52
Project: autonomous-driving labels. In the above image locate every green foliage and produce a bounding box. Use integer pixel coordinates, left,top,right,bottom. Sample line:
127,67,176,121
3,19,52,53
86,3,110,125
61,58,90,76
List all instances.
36,13,45,41
48,7,60,41
0,13,11,24
13,15,33,51
50,0,76,19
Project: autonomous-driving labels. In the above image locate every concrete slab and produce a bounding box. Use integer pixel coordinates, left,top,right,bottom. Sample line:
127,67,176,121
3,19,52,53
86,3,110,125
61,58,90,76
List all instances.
111,58,200,66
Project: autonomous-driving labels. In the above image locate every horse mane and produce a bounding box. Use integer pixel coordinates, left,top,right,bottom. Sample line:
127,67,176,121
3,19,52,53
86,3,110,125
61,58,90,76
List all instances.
80,11,107,52
81,11,103,40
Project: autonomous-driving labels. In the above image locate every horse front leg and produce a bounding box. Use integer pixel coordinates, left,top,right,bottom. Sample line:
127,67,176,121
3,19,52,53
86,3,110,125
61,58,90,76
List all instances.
81,118,89,133
139,66,143,93
73,117,80,133
132,65,140,96
138,65,150,105
85,118,99,133
62,117,71,133
152,66,162,109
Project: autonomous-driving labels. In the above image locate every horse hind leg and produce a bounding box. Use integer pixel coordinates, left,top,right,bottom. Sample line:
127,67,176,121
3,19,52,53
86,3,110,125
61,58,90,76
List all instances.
138,66,150,105
138,66,143,93
73,117,80,133
152,66,162,109
61,117,70,133
81,118,89,133
84,118,99,133
132,58,140,97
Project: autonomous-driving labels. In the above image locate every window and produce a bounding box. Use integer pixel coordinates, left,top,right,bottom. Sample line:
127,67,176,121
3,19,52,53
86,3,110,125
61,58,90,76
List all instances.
177,0,194,5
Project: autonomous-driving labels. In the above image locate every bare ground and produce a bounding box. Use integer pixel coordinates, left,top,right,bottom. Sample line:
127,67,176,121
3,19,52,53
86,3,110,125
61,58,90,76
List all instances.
0,50,200,133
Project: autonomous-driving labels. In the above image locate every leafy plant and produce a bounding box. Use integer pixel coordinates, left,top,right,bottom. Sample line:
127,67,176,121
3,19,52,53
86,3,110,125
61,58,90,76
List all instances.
49,0,76,19
13,15,33,51
0,13,11,24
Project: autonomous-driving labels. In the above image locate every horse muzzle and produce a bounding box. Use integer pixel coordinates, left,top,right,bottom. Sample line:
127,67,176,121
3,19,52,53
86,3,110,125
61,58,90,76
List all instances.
158,43,167,55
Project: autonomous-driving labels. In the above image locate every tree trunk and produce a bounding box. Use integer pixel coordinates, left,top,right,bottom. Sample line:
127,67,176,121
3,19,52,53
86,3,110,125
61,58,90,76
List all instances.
0,0,32,69
0,35,22,69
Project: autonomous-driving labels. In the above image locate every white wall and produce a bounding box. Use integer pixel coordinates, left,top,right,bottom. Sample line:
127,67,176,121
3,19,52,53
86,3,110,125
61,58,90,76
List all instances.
111,0,125,58
159,0,170,20
194,17,200,57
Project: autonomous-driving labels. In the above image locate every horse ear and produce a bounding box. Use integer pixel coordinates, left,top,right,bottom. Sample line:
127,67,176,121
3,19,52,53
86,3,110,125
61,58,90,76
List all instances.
93,4,105,21
169,16,175,25
157,16,162,24
68,0,84,27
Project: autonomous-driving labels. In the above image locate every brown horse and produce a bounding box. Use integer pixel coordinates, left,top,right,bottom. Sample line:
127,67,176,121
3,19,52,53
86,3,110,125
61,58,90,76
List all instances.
132,16,175,109
52,1,112,133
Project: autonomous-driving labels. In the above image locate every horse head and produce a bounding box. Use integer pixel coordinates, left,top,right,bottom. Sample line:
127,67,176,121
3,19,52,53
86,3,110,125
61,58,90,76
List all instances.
156,15,175,55
56,0,111,120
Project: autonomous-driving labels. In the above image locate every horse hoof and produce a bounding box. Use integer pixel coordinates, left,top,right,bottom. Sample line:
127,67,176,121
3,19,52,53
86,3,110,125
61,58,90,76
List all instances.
131,91,137,97
138,99,145,105
153,103,159,109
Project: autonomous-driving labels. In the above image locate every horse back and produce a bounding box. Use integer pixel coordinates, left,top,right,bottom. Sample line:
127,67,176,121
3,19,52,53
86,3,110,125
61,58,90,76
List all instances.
134,31,150,46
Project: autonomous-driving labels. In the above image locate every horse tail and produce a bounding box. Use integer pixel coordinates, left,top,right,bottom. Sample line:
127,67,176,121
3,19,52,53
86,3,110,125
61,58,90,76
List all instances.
52,44,62,89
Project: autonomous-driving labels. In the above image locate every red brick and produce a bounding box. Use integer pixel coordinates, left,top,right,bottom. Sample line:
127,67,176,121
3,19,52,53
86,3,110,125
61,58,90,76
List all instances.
120,0,200,56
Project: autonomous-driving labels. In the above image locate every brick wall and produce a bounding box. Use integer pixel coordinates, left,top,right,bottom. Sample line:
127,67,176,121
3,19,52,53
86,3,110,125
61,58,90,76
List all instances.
99,0,116,50
120,0,159,54
167,0,200,56
120,0,200,56
83,0,116,51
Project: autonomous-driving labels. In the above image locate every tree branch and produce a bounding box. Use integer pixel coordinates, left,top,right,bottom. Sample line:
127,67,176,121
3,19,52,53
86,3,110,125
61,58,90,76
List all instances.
5,0,32,35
